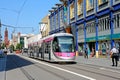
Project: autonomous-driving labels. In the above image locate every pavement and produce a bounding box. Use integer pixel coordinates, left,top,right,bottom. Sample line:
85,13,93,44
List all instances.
75,56,120,69
0,53,120,80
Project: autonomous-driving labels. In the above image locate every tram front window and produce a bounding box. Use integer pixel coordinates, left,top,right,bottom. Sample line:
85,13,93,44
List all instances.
58,36,75,52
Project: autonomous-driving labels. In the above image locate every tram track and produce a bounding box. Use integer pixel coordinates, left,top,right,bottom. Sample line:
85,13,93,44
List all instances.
76,62,120,71
17,54,120,80
34,64,70,80
65,64,120,80
9,54,72,80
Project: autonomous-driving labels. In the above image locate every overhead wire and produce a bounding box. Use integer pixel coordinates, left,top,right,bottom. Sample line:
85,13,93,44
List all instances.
15,0,28,27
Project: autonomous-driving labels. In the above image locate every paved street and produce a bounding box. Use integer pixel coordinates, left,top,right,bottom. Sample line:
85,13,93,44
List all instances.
0,53,120,80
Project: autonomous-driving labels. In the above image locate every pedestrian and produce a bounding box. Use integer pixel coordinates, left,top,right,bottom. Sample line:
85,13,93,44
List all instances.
106,48,110,58
85,48,88,59
118,47,120,60
110,46,119,67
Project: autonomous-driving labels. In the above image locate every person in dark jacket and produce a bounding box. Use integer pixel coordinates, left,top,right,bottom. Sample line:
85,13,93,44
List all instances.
85,48,88,59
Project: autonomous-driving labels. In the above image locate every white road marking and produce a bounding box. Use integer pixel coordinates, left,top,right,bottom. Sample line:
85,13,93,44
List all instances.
20,55,96,80
100,67,120,74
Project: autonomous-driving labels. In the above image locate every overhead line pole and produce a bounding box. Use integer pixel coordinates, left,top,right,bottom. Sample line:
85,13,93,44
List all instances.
0,20,1,47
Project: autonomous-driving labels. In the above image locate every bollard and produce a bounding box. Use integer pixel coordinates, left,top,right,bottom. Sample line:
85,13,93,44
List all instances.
96,51,99,58
76,51,78,56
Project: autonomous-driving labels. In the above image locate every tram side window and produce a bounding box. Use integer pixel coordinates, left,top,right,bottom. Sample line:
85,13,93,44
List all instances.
52,37,59,52
44,42,51,53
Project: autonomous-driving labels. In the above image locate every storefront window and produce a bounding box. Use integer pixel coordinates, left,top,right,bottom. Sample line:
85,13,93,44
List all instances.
86,0,94,11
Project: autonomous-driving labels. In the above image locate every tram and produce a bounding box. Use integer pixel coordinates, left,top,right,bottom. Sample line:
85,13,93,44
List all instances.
28,33,76,62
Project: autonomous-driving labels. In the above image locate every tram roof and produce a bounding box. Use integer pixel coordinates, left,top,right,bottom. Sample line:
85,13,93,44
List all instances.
42,33,73,40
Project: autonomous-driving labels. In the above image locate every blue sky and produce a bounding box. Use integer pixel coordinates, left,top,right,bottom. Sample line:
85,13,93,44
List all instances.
0,0,60,40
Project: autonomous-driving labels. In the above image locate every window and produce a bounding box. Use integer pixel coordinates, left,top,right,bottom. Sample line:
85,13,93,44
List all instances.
117,14,120,28
115,0,119,2
56,14,58,28
64,6,67,22
86,22,95,33
70,2,75,19
52,17,54,31
45,42,50,53
77,0,83,16
78,26,84,35
98,17,110,32
50,17,52,31
60,10,63,27
98,0,108,5
114,14,120,28
98,19,101,31
52,36,75,52
86,0,94,11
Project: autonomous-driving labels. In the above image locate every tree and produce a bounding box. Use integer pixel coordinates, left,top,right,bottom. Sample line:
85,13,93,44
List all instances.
16,43,22,50
9,44,14,51
1,43,6,49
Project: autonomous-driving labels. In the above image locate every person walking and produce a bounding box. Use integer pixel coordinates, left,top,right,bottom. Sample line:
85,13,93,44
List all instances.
118,47,120,60
85,48,88,59
106,48,110,58
110,46,119,67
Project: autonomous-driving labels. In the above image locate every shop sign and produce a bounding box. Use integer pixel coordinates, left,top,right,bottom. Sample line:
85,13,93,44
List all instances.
112,33,120,39
86,33,120,42
86,35,110,42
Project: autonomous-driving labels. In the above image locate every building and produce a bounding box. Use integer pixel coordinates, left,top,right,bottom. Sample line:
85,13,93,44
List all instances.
49,0,120,57
39,15,50,37
12,32,34,48
4,28,9,48
27,34,42,47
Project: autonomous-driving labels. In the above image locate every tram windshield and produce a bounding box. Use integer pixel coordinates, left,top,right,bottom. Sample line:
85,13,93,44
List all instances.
52,36,75,52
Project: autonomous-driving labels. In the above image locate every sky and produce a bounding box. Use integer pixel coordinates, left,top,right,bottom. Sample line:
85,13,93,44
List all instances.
0,0,60,40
